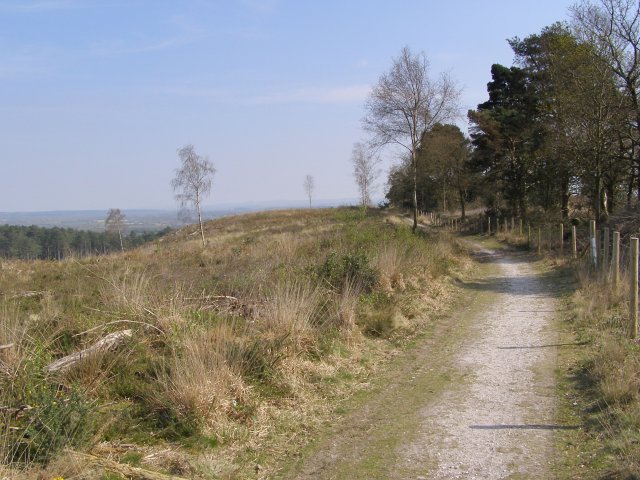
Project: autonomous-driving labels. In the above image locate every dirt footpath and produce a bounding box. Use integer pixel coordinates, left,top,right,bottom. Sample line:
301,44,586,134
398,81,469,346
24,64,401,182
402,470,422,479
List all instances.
288,242,562,479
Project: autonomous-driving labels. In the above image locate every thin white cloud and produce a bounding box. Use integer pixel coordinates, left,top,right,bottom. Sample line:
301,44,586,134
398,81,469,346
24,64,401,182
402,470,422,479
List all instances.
89,15,204,56
237,0,279,14
156,84,372,105
252,84,372,104
0,0,75,12
90,37,187,56
154,86,229,100
0,47,55,79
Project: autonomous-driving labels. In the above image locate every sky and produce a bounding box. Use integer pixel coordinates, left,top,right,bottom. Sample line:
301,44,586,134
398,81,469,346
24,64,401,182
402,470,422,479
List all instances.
0,0,578,212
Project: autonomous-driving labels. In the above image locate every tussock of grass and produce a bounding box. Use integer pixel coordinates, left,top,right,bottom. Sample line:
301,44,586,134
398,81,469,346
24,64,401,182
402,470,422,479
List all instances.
170,325,246,414
0,207,460,478
565,260,640,478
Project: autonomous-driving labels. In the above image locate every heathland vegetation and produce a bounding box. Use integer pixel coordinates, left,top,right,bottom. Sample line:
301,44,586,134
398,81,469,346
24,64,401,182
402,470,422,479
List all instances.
2,0,640,477
0,208,463,478
369,9,640,474
0,224,170,260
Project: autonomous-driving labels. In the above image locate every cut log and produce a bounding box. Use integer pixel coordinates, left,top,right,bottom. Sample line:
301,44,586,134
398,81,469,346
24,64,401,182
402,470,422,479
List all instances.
46,330,132,372
66,450,188,480
5,290,48,299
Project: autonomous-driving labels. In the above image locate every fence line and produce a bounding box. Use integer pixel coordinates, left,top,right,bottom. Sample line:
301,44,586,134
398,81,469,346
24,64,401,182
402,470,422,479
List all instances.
422,212,640,340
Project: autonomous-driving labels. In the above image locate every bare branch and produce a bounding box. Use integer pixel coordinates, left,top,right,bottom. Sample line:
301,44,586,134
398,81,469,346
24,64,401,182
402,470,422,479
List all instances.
351,142,381,207
362,46,461,230
303,174,315,208
105,208,126,252
171,145,216,246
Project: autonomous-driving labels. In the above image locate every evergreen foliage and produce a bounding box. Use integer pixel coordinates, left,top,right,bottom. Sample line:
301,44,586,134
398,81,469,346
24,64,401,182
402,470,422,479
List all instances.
0,224,170,260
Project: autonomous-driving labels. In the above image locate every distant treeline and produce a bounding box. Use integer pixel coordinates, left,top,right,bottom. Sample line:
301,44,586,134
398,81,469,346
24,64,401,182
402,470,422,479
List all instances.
0,224,171,260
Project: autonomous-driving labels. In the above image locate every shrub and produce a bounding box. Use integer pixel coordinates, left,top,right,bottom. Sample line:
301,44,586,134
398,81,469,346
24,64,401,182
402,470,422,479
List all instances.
357,291,396,337
261,280,323,334
2,345,93,466
317,251,378,292
161,323,249,425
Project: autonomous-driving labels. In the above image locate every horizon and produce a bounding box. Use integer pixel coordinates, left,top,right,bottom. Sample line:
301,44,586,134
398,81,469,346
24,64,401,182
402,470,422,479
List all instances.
0,196,367,215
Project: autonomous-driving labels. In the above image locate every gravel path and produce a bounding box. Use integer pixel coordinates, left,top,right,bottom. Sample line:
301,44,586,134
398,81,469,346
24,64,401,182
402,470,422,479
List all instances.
289,243,561,479
400,245,559,478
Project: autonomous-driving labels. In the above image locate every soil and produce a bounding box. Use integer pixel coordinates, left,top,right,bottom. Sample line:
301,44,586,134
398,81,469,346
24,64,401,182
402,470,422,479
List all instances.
286,241,562,479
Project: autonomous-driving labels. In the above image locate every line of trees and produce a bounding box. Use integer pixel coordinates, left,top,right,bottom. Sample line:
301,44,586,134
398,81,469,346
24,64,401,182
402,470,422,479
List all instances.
0,224,170,260
361,46,462,230
381,0,640,223
468,4,640,221
466,12,639,221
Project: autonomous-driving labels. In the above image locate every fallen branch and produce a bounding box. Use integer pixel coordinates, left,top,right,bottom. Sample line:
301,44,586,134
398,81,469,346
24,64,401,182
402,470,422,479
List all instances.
0,343,14,351
5,291,48,300
46,330,132,373
66,450,188,480
184,295,239,302
73,320,164,337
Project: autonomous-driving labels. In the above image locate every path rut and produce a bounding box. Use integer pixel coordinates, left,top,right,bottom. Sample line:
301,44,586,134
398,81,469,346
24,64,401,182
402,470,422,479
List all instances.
289,242,561,479
401,244,559,478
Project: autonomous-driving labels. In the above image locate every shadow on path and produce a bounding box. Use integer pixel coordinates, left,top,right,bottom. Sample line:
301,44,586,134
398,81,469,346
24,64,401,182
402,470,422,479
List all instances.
456,270,562,297
497,342,588,350
469,424,581,431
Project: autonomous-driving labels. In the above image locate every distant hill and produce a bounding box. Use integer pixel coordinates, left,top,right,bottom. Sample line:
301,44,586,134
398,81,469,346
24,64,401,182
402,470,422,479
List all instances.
0,198,362,232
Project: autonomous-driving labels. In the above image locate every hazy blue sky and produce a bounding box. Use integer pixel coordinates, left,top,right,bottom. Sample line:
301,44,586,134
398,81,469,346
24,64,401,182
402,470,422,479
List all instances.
1,0,577,212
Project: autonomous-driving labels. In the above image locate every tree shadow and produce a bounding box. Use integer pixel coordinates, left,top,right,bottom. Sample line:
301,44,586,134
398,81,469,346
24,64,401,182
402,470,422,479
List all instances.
469,424,581,431
455,269,564,297
497,341,589,350
467,248,534,265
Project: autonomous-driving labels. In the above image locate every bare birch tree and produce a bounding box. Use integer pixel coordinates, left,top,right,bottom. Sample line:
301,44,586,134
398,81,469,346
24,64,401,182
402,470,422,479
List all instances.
303,174,314,208
363,46,460,231
171,145,216,247
351,142,380,207
105,208,126,252
571,0,640,203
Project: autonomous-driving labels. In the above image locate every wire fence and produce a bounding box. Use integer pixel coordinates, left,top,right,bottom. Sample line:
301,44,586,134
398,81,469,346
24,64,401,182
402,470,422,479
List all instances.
421,212,640,339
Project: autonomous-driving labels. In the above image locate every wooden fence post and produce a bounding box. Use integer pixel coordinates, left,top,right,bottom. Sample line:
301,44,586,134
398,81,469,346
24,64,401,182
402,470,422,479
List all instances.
613,231,620,287
596,230,601,273
560,223,564,255
590,220,597,268
538,227,542,254
511,217,514,232
504,217,508,234
519,219,523,236
488,217,492,235
630,237,638,339
528,224,531,249
572,225,577,259
603,227,610,279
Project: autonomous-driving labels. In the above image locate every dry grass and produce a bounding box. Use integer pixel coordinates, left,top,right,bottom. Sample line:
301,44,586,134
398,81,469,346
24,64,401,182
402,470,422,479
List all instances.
99,266,154,318
333,278,362,332
374,243,409,292
0,207,462,478
261,279,323,339
567,256,640,477
162,323,251,426
0,303,31,372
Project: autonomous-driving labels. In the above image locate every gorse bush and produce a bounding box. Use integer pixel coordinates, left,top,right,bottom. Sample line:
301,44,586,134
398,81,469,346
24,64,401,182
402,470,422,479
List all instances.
317,251,378,292
2,344,92,466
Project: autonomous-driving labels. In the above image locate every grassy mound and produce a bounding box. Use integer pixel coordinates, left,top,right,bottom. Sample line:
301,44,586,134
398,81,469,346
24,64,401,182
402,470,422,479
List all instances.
0,207,461,478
